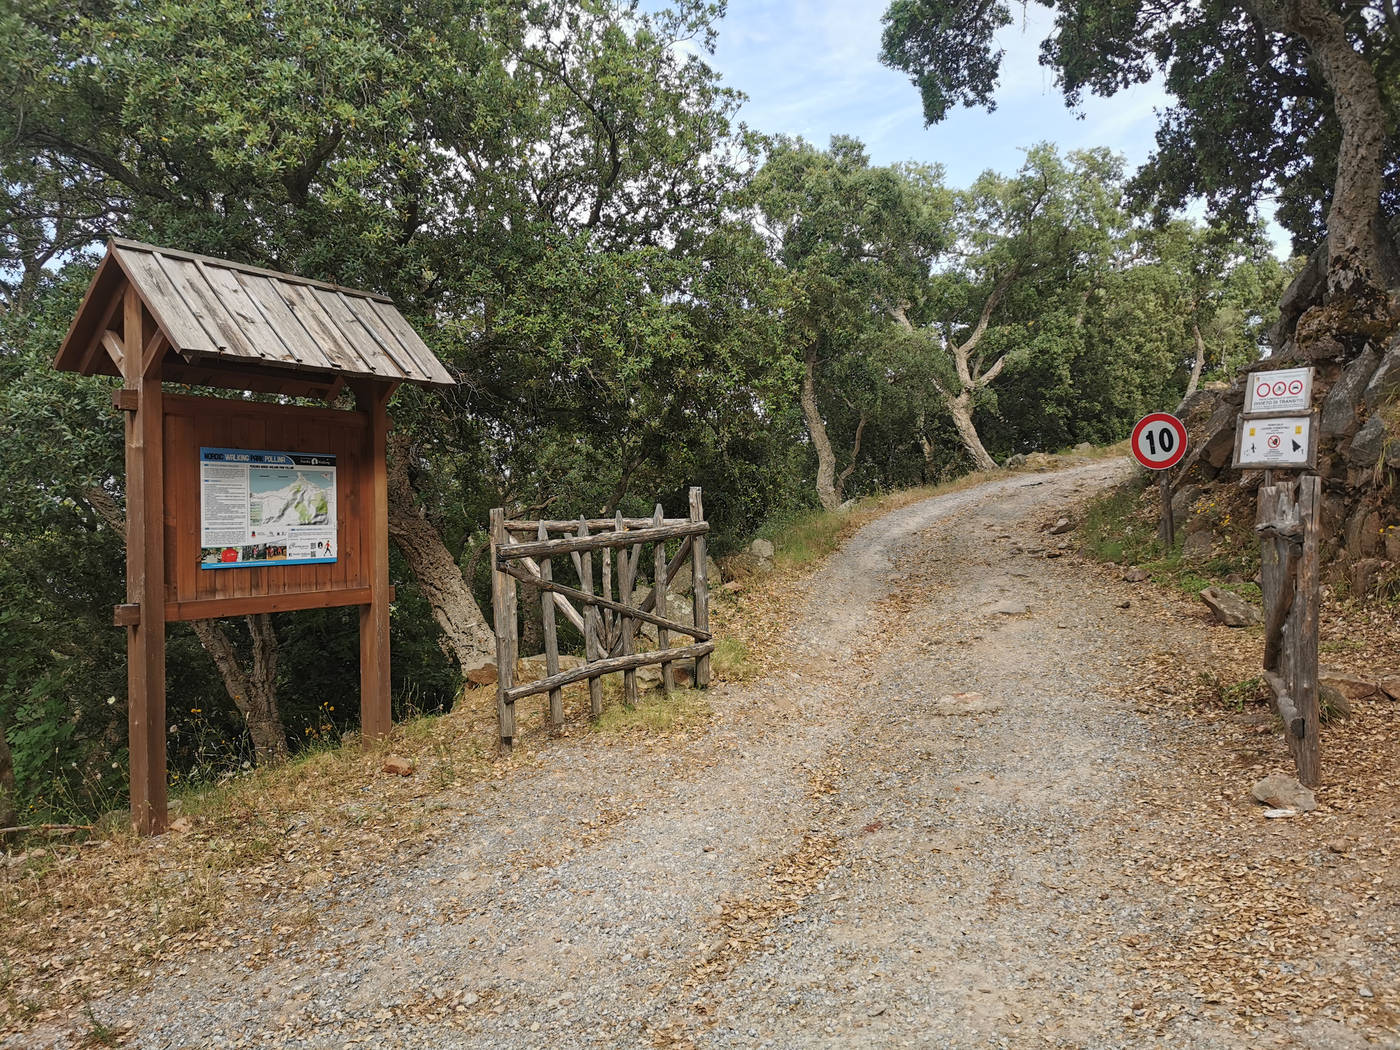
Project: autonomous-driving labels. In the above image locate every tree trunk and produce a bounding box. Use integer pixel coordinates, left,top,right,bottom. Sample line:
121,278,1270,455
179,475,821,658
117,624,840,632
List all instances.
800,347,842,511
189,616,289,765
945,391,998,472
0,722,16,830
83,486,289,765
916,411,937,483
1184,322,1206,399
1245,0,1393,303
385,434,497,673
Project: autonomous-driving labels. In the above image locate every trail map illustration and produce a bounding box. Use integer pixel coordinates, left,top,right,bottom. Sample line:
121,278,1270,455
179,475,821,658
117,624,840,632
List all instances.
200,448,337,568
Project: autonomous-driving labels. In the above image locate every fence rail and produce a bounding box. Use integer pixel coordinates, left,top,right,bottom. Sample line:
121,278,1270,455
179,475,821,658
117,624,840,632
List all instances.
489,487,712,746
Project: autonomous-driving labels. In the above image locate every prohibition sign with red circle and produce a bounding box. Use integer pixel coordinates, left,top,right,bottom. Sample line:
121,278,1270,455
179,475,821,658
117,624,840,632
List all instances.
1130,412,1188,470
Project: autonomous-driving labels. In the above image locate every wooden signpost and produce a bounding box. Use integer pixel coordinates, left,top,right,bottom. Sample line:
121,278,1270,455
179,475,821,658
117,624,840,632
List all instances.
52,239,455,833
1235,367,1321,785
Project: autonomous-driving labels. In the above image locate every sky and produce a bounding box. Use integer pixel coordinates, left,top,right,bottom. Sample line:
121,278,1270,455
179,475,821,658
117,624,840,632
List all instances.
698,0,1170,191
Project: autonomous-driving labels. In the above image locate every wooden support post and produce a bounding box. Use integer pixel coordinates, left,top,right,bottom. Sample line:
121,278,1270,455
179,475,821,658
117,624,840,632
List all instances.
578,519,604,718
690,487,711,688
1158,469,1175,549
1256,477,1322,787
122,287,167,835
601,540,614,648
490,508,517,746
654,504,674,693
1295,475,1321,786
538,521,563,727
618,513,639,708
354,380,395,745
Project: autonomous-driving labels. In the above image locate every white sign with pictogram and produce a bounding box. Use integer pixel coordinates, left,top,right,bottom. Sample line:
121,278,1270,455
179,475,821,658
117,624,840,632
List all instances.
1130,412,1188,470
1234,414,1316,469
1245,367,1313,415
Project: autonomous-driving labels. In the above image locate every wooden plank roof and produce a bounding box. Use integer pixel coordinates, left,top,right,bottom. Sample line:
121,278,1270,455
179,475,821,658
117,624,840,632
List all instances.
54,239,455,388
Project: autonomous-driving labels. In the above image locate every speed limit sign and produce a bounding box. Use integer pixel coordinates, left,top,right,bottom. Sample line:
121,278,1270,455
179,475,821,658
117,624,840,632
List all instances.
1131,413,1188,470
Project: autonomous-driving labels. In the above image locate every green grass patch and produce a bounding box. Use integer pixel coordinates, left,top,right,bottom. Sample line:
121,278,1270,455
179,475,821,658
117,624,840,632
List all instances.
590,688,711,735
756,506,852,573
1080,477,1263,602
711,636,755,680
1080,478,1161,566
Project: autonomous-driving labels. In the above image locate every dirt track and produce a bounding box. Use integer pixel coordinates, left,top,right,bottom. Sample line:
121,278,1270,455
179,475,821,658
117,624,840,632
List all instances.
16,461,1398,1049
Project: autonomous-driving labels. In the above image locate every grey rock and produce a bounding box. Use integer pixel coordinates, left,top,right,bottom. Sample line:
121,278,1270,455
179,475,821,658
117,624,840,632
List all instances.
1251,773,1318,813
1349,557,1389,598
1346,413,1389,468
749,538,775,560
669,554,722,594
1319,683,1353,723
927,692,1003,716
1174,389,1216,423
1048,517,1073,535
1004,453,1028,468
1181,529,1214,561
1320,666,1381,700
1270,245,1325,349
1171,484,1202,521
1344,507,1383,558
990,600,1031,616
1199,586,1261,627
1196,400,1242,471
1321,346,1380,438
1073,441,1093,453
1122,569,1151,583
1363,334,1400,410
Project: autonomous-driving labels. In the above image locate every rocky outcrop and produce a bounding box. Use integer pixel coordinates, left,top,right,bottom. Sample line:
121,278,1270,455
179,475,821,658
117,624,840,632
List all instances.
1168,269,1397,582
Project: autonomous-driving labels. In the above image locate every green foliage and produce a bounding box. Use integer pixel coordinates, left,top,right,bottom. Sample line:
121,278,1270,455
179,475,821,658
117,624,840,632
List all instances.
879,0,1400,254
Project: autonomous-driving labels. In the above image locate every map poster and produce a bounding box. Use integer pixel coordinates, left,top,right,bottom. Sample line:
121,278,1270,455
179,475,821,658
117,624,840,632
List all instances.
199,447,337,569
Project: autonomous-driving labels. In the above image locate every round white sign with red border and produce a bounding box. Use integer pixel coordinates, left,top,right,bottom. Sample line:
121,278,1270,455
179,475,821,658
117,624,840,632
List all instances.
1131,413,1188,470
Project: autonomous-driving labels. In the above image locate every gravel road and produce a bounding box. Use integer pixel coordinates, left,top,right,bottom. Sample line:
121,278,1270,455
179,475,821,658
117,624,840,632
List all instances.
18,461,1393,1050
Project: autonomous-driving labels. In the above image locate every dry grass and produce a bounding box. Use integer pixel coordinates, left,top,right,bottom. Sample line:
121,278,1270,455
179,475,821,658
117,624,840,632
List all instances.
0,706,499,1037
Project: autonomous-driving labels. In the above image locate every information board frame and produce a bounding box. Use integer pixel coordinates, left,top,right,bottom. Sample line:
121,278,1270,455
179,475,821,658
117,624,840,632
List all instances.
1232,411,1319,470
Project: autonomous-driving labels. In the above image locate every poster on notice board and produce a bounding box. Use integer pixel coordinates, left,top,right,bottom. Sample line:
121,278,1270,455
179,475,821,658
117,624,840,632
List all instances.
199,447,337,569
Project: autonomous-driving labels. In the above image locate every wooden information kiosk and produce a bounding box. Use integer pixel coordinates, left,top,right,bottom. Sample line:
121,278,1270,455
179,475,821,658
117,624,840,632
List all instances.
52,240,455,834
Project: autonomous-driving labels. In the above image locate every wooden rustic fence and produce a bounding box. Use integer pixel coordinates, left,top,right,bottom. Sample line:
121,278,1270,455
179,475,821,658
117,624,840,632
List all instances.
489,487,713,746
1256,474,1321,786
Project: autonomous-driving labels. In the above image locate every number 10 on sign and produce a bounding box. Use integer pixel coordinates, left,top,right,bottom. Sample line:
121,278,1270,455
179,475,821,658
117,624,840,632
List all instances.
1131,413,1188,471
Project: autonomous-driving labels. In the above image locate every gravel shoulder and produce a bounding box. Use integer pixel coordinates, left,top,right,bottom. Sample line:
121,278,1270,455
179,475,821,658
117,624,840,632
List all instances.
13,461,1398,1050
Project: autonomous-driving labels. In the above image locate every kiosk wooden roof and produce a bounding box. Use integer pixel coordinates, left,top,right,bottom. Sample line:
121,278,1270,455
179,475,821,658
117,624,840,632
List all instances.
54,238,454,395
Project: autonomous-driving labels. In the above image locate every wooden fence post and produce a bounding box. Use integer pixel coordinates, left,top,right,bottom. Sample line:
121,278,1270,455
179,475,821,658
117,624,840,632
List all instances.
490,508,516,747
356,380,395,746
617,513,639,707
654,504,674,693
538,521,563,727
1256,477,1321,787
690,487,711,688
578,519,604,718
1295,475,1321,786
122,288,167,835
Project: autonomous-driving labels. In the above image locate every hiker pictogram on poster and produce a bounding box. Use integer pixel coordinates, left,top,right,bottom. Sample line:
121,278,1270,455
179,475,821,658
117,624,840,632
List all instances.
199,447,337,568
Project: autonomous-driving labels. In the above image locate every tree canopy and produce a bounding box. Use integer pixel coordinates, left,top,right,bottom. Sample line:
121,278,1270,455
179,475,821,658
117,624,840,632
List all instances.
880,0,1399,303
